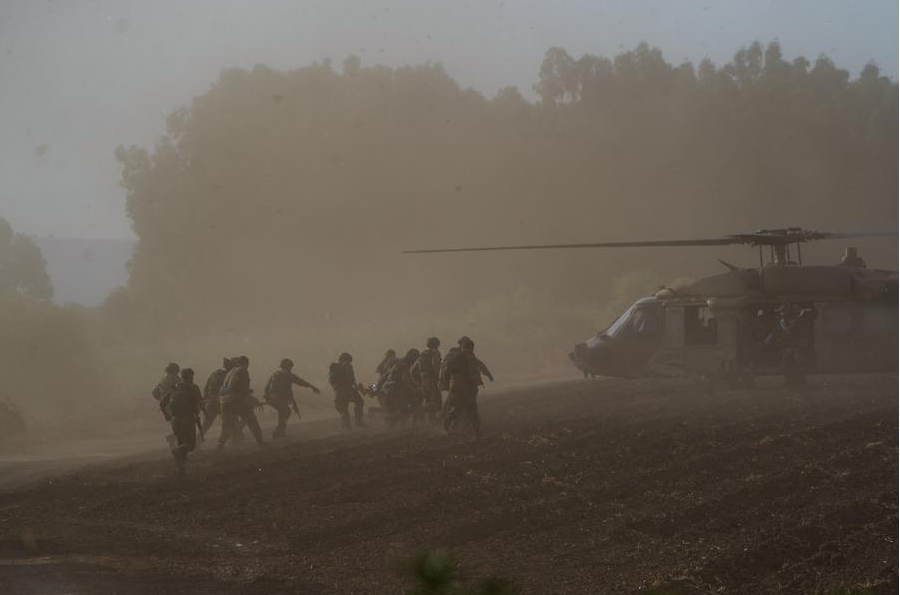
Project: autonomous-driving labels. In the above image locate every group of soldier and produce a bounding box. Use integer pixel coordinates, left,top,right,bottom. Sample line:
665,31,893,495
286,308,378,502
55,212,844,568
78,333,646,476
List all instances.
151,336,492,476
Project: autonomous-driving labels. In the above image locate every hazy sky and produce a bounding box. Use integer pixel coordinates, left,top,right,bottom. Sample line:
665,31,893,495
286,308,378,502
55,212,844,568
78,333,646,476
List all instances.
0,0,896,239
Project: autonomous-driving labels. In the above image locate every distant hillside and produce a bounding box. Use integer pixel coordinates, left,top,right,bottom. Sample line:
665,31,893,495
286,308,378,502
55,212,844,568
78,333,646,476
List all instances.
36,237,134,306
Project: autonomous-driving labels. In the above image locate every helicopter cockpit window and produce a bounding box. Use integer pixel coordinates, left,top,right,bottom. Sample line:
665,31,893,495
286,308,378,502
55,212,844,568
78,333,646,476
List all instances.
615,307,660,339
685,305,717,345
602,306,635,338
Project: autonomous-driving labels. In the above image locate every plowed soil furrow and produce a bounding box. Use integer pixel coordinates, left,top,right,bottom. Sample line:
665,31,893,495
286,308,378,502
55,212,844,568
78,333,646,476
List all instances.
0,375,896,595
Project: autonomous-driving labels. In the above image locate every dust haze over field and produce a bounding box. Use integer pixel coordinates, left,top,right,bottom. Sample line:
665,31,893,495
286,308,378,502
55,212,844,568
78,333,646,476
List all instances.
3,0,900,454
0,4,898,439
106,38,898,431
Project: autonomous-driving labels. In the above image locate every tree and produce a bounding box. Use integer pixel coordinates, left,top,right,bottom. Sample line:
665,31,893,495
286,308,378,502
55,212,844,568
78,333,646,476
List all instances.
0,217,53,300
535,47,577,105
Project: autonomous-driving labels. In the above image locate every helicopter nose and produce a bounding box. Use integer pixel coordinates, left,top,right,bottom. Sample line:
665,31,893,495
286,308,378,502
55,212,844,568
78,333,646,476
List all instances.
570,342,588,362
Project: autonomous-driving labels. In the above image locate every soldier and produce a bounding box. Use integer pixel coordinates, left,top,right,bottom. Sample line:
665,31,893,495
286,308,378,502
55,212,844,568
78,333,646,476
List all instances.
376,349,399,381
381,348,421,428
201,357,234,434
458,335,494,387
328,352,366,430
152,362,182,419
412,337,442,423
264,358,321,439
216,355,266,451
438,346,459,393
443,337,488,439
160,368,204,476
768,304,816,387
838,247,867,268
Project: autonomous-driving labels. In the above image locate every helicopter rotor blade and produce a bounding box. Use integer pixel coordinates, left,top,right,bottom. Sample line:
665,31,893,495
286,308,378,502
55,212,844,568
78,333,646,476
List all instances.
809,231,899,240
404,229,898,254
403,238,738,254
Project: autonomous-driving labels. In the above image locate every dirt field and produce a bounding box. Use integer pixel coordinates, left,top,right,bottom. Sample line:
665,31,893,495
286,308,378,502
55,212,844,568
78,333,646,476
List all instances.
0,375,896,595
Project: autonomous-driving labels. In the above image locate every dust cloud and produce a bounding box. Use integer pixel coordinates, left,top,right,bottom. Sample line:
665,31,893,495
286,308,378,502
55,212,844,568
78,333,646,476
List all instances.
1,41,898,445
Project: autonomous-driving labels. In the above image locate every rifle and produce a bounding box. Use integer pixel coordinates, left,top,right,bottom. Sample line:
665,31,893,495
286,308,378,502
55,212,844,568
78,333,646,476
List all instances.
357,383,379,398
195,414,205,442
247,394,269,410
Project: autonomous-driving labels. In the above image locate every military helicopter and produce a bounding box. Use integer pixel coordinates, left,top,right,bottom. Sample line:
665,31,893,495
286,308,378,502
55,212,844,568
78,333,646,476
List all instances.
406,228,898,385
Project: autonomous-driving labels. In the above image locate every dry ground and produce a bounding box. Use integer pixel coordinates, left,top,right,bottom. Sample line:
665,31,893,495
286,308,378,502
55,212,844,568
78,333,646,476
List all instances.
0,375,896,594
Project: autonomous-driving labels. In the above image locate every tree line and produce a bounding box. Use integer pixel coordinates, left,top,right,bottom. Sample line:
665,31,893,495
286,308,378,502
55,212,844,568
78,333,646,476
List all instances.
111,40,896,340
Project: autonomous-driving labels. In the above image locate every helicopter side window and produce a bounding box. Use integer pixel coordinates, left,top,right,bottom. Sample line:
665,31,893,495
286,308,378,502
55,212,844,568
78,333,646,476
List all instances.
685,306,717,345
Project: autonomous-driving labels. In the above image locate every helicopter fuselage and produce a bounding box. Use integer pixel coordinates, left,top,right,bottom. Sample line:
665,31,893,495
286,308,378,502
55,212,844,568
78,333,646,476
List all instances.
570,265,898,380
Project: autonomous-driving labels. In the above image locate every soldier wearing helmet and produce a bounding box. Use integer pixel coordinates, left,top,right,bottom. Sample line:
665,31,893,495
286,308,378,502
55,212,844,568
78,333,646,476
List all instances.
162,368,204,476
152,362,183,420
380,348,423,428
443,337,490,439
329,352,366,430
264,358,321,439
412,337,443,423
200,357,235,434
216,355,266,450
458,336,493,387
376,349,399,381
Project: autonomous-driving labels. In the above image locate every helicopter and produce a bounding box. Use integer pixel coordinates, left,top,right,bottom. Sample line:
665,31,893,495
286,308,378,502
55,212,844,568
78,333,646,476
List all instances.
406,228,898,385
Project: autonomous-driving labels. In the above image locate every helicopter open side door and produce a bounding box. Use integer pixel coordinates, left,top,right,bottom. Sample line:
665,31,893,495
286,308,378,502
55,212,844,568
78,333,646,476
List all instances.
666,302,738,374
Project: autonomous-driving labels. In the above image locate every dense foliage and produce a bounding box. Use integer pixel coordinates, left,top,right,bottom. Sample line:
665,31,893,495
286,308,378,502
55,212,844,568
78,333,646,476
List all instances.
112,42,897,368
0,219,107,430
0,217,53,301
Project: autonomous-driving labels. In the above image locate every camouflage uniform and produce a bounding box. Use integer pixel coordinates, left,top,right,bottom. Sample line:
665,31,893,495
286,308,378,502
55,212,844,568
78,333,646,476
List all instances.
443,347,485,438
771,305,816,386
329,358,365,430
381,354,420,427
438,347,459,393
376,352,399,379
265,368,318,439
473,357,494,391
201,365,229,433
153,372,182,419
162,377,203,475
216,361,265,449
412,347,442,422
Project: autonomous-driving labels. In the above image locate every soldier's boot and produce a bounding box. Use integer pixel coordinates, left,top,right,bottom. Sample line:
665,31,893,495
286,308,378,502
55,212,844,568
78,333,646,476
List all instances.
341,413,352,431
353,403,366,428
173,448,187,476
201,414,216,435
443,413,455,434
